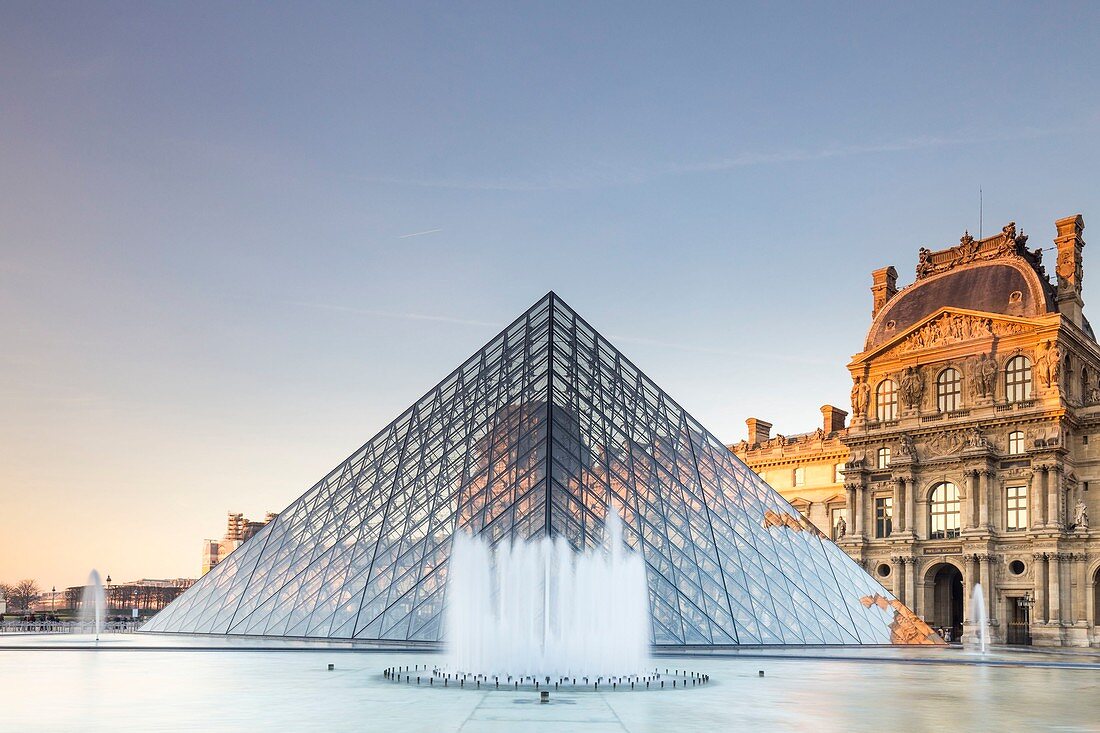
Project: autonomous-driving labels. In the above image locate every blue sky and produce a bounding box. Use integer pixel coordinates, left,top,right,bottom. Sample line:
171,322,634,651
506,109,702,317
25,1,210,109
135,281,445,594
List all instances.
2,2,1099,585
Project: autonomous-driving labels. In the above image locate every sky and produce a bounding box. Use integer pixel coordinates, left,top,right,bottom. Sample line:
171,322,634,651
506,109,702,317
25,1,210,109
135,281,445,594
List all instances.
2,2,1099,589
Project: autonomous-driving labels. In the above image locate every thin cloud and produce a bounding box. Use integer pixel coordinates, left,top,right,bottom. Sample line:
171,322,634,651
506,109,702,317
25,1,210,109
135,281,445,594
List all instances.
357,123,1073,192
398,228,443,239
289,301,502,329
671,127,1059,175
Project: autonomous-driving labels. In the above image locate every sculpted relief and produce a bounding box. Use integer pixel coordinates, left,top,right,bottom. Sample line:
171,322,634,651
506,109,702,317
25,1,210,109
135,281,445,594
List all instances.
891,313,1027,357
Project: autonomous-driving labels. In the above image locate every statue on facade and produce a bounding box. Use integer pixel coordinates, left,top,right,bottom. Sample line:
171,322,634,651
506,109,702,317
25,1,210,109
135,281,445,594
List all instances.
916,247,934,278
835,515,847,539
1074,500,1089,530
896,433,916,458
1035,341,1062,388
851,377,870,418
970,353,998,399
900,366,924,409
963,426,990,450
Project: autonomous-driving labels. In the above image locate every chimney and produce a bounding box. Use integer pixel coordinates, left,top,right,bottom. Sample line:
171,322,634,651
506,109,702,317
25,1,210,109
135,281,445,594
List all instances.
746,418,772,447
820,405,848,434
870,266,898,318
1054,214,1085,327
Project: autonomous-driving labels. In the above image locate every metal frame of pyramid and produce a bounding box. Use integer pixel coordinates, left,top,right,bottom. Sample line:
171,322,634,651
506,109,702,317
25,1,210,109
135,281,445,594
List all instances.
142,293,939,646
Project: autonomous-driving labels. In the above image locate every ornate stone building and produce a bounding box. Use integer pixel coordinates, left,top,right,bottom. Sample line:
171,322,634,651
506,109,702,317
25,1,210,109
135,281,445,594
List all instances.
733,215,1100,647
729,410,850,540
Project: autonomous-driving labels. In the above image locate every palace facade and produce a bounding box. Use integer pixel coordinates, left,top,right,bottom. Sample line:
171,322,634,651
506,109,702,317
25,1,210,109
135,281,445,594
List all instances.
733,214,1100,647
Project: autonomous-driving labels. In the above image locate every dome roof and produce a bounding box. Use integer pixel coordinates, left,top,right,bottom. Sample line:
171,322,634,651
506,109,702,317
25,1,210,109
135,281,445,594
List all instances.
865,227,1060,350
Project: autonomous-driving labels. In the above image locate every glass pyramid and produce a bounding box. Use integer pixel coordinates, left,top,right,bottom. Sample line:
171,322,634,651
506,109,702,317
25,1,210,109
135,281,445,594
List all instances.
143,293,938,646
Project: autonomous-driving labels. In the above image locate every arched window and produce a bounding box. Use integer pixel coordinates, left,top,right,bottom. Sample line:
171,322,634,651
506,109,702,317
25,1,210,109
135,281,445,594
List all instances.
877,446,891,469
929,482,961,539
1008,430,1024,455
834,463,845,483
1082,366,1089,402
793,467,805,487
1004,355,1032,402
936,368,962,412
876,379,898,421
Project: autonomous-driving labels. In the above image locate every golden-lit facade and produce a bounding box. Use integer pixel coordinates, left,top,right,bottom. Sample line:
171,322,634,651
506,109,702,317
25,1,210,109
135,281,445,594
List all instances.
734,215,1100,647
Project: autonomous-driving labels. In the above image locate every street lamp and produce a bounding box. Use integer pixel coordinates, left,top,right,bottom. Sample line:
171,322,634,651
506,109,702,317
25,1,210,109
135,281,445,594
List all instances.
105,575,111,617
51,586,55,614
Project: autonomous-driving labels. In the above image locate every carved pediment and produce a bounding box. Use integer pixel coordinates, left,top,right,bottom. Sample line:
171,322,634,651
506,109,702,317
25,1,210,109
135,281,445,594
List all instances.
855,308,1037,364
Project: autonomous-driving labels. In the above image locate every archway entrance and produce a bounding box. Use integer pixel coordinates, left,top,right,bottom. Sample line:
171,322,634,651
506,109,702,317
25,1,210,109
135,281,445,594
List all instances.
930,564,963,642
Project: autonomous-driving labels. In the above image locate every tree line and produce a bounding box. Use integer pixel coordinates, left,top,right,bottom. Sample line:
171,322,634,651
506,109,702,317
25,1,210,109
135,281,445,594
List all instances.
1,580,41,612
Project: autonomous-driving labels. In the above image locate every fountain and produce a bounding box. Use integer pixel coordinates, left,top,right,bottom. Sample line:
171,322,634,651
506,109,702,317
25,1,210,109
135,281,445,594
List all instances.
445,507,650,679
80,569,106,641
969,583,987,654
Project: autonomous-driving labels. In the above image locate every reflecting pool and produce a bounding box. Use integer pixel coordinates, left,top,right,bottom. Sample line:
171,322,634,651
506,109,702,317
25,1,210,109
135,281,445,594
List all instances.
1,634,1098,732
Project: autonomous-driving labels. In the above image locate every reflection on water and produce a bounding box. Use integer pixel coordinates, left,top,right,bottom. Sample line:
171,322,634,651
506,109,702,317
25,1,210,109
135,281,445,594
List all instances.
0,636,1098,732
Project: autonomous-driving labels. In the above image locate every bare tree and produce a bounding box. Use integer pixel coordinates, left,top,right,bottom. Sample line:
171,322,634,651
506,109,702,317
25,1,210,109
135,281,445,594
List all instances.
0,582,13,610
9,579,40,611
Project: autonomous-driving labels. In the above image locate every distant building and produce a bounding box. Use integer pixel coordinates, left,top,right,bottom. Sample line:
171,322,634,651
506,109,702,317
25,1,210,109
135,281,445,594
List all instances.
61,578,196,614
734,215,1100,648
202,511,278,575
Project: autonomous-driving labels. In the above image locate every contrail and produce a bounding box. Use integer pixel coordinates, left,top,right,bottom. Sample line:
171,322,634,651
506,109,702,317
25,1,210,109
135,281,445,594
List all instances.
398,228,443,239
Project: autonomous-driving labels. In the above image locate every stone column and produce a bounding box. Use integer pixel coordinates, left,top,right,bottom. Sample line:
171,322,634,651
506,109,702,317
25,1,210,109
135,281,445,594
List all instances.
891,556,906,603
1048,552,1062,624
904,557,918,613
979,554,994,623
1037,466,1050,526
845,483,857,536
1034,553,1048,624
1074,553,1088,624
962,554,976,622
1048,466,1062,529
892,479,903,536
978,471,991,530
853,485,865,537
906,477,916,536
967,470,980,529
1029,470,1042,528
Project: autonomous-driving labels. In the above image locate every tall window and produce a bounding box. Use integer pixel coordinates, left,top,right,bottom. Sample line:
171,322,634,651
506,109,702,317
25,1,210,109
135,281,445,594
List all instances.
793,467,805,487
877,446,891,469
936,368,962,412
875,496,893,538
1004,356,1032,402
1006,485,1028,531
1008,430,1024,455
876,379,898,421
834,463,845,483
929,481,961,539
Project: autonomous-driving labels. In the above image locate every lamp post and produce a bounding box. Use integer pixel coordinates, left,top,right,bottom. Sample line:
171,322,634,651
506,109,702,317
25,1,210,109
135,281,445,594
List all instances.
105,575,112,617
51,586,56,614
